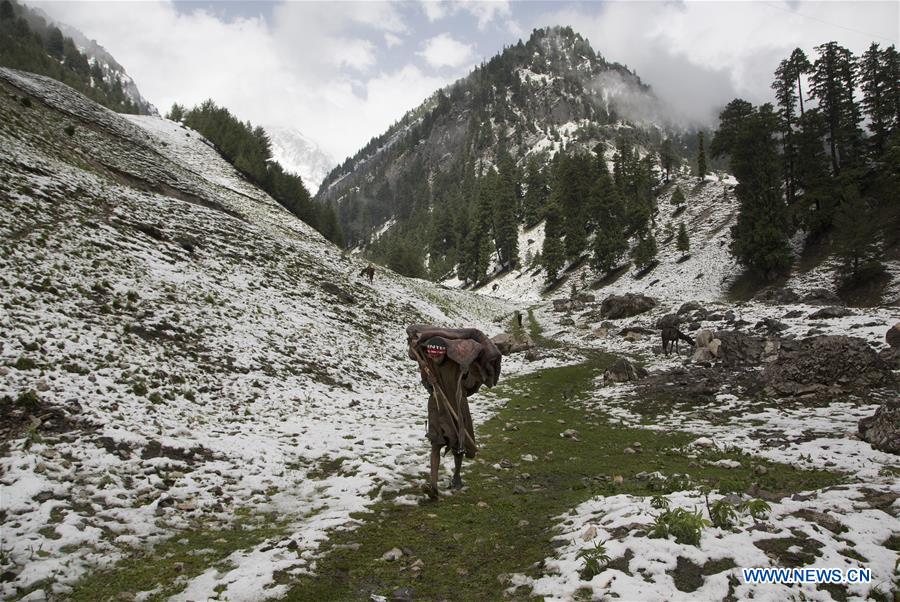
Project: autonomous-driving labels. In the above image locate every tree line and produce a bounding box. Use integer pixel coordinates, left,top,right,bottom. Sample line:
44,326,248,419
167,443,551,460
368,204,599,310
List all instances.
0,0,144,114
167,101,344,245
714,41,899,284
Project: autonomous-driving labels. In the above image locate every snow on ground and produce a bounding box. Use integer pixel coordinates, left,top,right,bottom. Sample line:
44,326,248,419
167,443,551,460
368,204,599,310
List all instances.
0,69,518,599
516,484,899,601
464,174,741,306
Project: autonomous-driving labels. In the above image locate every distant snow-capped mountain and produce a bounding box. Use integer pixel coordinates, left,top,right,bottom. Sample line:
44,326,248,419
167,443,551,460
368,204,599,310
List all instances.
266,126,335,194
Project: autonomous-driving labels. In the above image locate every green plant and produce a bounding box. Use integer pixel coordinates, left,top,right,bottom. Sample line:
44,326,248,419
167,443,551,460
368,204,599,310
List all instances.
741,499,772,521
64,124,75,137
576,539,610,580
650,505,709,546
650,495,670,510
708,499,738,529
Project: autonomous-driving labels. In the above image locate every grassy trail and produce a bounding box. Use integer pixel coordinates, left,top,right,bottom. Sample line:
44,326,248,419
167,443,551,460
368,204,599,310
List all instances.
65,316,841,601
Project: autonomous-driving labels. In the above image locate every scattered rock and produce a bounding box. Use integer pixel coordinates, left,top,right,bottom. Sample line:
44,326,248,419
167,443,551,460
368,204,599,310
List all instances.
513,485,528,494
613,475,624,485
320,282,355,304
600,293,657,319
552,298,584,312
713,330,765,367
764,335,894,396
477,501,489,509
561,429,580,440
382,548,403,562
624,332,643,342
391,587,414,602
801,288,841,305
756,318,788,333
677,301,702,315
491,332,534,355
559,317,575,326
695,330,714,347
783,310,804,319
603,358,648,383
582,525,598,541
692,437,715,448
623,447,637,454
859,398,899,454
691,347,715,363
808,306,853,320
754,287,800,304
591,327,609,339
886,323,900,349
708,339,722,358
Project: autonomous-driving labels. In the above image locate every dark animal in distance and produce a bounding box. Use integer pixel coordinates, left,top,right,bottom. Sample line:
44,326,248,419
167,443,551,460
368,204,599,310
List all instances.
662,327,695,356
359,264,375,283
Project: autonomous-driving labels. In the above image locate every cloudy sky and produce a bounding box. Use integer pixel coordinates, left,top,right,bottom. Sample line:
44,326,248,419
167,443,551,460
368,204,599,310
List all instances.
33,1,899,163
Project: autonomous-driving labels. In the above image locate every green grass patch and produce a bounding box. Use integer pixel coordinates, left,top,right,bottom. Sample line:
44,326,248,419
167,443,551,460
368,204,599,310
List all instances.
283,355,840,601
67,510,288,601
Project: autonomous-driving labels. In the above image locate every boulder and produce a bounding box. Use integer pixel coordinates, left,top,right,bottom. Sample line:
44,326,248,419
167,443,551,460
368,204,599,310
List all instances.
552,298,584,312
619,326,656,337
559,317,575,326
708,339,722,357
763,335,895,396
695,330,715,348
858,399,900,454
603,358,648,383
809,306,854,320
491,332,534,355
624,332,644,342
600,293,657,320
591,327,610,339
320,282,355,304
887,323,900,349
573,293,595,303
691,347,715,363
756,318,789,334
713,330,766,367
801,288,841,305
754,287,800,304
678,301,702,315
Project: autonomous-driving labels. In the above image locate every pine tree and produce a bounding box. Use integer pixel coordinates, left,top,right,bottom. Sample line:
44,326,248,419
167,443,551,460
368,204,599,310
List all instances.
676,222,690,255
772,48,812,204
810,41,862,174
859,43,894,156
166,103,185,122
659,138,678,182
696,131,707,178
670,186,686,206
1,0,15,21
541,200,565,283
46,26,64,59
717,103,792,278
494,155,519,269
522,155,548,227
631,232,658,271
793,108,833,234
833,183,882,280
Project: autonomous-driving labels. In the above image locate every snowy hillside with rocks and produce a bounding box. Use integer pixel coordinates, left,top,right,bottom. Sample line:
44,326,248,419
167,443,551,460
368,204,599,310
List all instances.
0,67,525,598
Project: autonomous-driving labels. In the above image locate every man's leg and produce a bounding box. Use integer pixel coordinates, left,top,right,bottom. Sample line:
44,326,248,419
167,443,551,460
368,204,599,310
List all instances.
451,452,463,490
426,444,440,499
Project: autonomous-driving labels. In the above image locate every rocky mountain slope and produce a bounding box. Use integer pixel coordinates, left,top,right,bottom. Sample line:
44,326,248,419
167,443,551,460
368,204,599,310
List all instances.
0,66,519,598
316,26,692,246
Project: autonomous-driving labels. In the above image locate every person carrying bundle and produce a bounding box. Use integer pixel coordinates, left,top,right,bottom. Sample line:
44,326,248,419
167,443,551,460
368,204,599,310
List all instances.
406,324,502,499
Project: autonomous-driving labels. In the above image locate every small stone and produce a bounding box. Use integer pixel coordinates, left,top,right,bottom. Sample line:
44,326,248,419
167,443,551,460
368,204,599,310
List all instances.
36,379,50,392
561,429,580,440
176,501,197,511
382,547,403,562
456,567,468,576
521,454,535,462
581,525,597,541
391,587,414,602
623,447,636,454
632,442,642,448
513,485,527,494
518,520,530,527
499,458,513,469
173,562,184,573
613,475,624,485
692,437,714,448
477,501,489,509
754,465,768,475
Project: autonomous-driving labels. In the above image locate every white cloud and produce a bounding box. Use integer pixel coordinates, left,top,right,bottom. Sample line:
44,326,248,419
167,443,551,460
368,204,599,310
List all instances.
418,33,476,68
32,0,438,162
534,1,899,126
384,32,403,48
420,0,447,23
419,0,515,31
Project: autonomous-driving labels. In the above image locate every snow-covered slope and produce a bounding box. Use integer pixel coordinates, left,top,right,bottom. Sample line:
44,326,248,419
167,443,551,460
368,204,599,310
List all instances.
265,125,335,195
0,67,517,598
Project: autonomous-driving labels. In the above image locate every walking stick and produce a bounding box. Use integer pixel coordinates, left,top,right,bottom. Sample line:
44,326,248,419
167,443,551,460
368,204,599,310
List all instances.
411,344,477,452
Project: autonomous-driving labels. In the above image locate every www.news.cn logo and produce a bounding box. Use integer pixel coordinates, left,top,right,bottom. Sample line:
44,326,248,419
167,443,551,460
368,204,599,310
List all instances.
742,567,871,584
